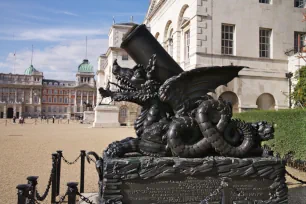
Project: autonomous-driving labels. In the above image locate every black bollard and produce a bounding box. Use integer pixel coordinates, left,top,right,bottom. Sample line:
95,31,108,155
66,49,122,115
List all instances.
67,182,78,204
80,150,86,193
16,184,31,204
27,176,39,201
56,150,62,196
51,153,58,204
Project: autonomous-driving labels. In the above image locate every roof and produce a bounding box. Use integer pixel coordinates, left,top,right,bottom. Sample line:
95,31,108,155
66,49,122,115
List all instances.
78,59,94,73
114,22,137,26
43,79,76,87
24,65,39,75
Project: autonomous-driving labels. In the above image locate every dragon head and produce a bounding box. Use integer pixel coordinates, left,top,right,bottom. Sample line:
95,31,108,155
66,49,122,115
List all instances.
99,55,161,105
252,121,275,141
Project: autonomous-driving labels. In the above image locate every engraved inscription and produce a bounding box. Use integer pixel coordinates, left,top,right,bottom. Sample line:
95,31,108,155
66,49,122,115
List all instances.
230,179,273,202
121,177,221,204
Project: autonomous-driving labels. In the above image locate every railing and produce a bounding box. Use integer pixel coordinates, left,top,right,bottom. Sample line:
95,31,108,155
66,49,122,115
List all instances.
16,150,100,204
0,118,85,126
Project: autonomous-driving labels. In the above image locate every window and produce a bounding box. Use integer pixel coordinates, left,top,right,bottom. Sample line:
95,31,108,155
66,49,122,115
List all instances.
59,97,63,103
184,30,190,62
54,90,58,94
59,90,63,94
259,28,272,58
42,108,46,113
34,96,38,103
222,24,235,55
294,31,306,53
34,106,37,112
59,107,62,113
42,96,46,103
48,90,52,94
43,90,47,94
53,97,57,103
64,98,68,104
259,0,270,4
48,107,51,112
295,0,305,7
53,107,57,112
122,54,128,60
48,97,52,103
64,107,68,112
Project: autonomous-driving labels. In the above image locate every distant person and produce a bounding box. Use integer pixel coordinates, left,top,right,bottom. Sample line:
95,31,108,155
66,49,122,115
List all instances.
13,116,16,123
52,115,55,124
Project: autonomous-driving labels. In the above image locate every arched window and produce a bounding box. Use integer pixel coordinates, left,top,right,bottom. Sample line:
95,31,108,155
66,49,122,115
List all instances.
119,106,128,124
256,93,275,110
219,91,239,113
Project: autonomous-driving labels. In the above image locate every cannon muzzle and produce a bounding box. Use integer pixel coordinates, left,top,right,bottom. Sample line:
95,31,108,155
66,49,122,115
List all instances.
121,24,183,83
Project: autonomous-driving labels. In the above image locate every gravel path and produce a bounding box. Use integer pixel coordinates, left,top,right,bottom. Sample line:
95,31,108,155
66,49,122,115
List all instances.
0,119,305,203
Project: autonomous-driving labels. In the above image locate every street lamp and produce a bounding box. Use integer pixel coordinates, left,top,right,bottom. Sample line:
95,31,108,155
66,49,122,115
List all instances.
285,72,293,108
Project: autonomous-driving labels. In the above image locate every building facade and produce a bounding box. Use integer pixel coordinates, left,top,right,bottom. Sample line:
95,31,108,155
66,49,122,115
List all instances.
144,0,306,112
0,59,96,119
96,23,140,126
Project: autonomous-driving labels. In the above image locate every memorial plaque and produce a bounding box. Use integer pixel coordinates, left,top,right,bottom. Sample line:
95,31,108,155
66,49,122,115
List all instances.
121,177,221,204
101,156,288,204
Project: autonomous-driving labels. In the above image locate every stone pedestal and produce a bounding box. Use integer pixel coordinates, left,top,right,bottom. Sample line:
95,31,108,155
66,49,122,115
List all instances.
100,156,288,204
83,111,95,124
93,105,120,128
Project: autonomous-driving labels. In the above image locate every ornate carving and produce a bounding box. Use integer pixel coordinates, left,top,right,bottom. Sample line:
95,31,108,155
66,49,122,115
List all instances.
99,24,274,159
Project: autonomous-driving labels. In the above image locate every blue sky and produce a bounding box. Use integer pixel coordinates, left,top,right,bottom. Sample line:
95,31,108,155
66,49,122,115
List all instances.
0,0,148,80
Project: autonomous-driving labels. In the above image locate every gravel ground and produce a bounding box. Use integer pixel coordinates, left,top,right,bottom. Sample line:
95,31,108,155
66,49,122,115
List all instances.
0,119,305,203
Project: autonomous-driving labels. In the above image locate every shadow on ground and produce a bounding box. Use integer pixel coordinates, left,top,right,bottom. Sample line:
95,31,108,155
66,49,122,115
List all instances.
288,184,306,203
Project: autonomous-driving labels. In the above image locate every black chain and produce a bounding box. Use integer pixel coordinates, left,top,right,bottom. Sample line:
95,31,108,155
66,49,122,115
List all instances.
77,191,96,204
57,190,68,204
36,158,55,201
286,170,306,184
62,154,81,165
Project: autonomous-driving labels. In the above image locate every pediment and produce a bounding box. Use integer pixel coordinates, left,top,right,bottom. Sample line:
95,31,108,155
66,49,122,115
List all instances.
75,83,95,90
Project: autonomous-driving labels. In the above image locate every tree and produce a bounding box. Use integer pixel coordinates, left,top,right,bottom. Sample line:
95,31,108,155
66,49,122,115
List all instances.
292,66,306,107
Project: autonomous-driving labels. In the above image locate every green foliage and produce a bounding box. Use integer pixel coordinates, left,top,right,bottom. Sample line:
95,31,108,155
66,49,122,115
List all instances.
292,66,306,107
233,109,306,160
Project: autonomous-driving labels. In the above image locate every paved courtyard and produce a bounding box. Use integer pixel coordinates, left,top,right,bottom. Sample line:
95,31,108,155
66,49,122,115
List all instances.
0,119,305,203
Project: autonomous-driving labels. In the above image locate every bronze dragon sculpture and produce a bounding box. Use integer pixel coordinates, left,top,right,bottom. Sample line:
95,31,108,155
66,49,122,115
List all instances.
99,24,274,159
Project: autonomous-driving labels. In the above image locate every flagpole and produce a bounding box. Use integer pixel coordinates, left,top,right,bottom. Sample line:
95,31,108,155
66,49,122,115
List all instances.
86,36,87,59
31,45,33,65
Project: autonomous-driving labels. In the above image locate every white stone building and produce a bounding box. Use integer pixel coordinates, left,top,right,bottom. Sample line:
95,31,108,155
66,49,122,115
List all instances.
96,23,140,126
144,0,306,112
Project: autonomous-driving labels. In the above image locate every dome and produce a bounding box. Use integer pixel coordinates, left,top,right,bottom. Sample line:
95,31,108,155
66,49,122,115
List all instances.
24,65,38,75
78,59,94,73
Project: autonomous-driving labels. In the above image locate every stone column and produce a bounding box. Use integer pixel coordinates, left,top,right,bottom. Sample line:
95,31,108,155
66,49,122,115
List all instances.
30,88,33,104
13,105,16,117
68,90,71,119
74,90,77,113
86,92,89,103
19,106,23,117
22,90,25,103
15,89,18,103
80,91,83,112
3,105,7,119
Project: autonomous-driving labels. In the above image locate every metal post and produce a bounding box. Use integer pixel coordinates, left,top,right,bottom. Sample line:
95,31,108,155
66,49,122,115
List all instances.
56,150,62,196
68,119,69,124
51,153,58,204
35,119,37,125
27,176,38,201
16,184,31,204
80,150,86,193
67,182,78,204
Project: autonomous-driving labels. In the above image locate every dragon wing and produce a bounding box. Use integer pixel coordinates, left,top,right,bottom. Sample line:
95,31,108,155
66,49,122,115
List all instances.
158,66,246,112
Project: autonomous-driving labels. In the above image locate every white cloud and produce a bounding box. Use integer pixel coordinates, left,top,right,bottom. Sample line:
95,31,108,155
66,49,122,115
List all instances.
0,28,108,41
2,38,109,80
56,11,78,16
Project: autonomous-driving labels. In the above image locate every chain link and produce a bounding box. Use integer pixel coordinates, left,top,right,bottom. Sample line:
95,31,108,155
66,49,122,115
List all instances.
285,169,306,184
57,190,68,204
77,191,96,204
200,178,229,204
36,157,56,201
62,154,81,165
